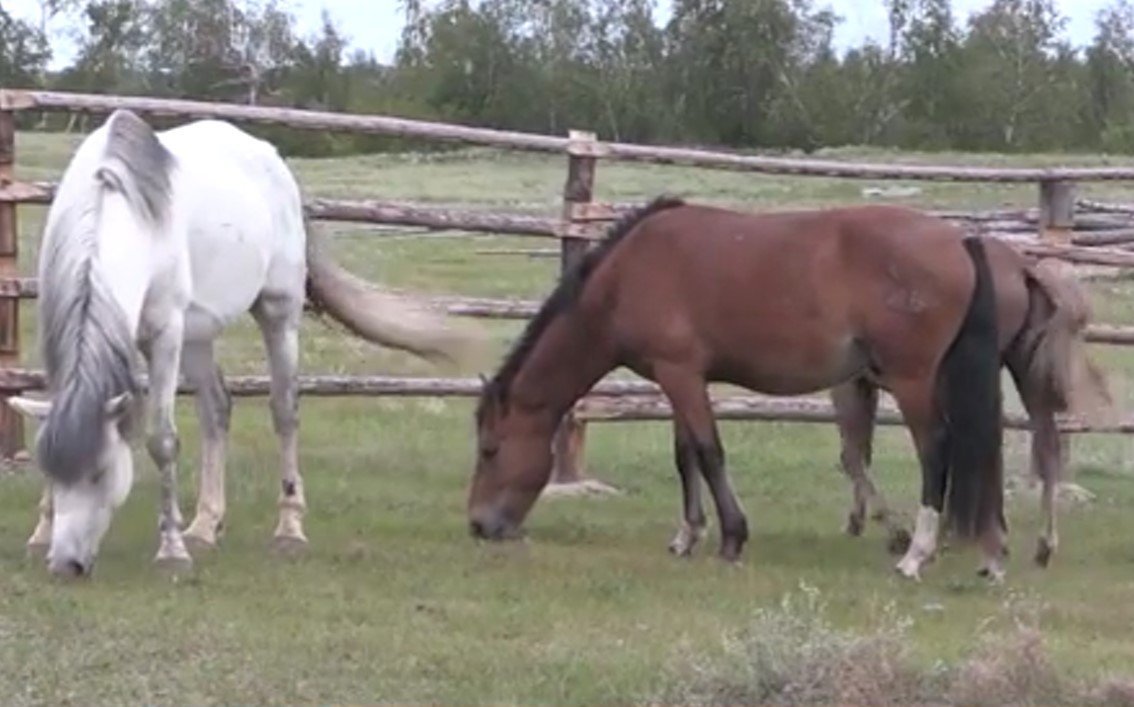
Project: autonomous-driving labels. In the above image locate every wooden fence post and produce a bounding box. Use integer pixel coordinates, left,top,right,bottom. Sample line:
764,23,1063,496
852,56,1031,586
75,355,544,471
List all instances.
0,107,25,459
1039,180,1075,246
1038,179,1077,484
546,129,618,496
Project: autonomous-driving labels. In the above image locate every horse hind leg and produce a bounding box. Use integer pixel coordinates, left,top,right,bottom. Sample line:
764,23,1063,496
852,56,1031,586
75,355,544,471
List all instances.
668,418,707,556
831,379,909,553
1007,358,1062,568
887,378,950,581
831,381,870,536
253,293,308,556
181,340,233,552
888,372,1007,583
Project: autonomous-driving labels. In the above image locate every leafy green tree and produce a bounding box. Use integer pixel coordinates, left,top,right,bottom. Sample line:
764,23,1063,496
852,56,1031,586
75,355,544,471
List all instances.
1087,0,1134,150
57,0,146,93
955,0,1069,150
0,7,50,86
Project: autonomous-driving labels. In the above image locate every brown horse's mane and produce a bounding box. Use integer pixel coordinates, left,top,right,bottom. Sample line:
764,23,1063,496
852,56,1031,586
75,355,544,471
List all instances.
477,194,686,418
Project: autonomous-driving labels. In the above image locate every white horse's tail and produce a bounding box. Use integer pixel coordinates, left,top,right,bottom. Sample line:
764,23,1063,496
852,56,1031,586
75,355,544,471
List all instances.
304,224,484,367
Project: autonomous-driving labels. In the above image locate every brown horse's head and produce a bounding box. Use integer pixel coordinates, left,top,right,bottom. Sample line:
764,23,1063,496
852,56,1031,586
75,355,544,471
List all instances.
467,378,554,541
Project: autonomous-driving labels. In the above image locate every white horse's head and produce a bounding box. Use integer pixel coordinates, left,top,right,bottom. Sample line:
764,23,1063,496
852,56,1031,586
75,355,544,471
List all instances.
9,393,136,578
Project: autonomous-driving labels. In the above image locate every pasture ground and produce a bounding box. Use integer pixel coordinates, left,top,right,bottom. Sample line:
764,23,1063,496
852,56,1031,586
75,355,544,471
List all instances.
3,132,1134,703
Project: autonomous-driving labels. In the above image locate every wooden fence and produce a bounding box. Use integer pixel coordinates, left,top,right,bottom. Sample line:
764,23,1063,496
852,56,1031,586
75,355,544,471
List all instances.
4,88,1134,488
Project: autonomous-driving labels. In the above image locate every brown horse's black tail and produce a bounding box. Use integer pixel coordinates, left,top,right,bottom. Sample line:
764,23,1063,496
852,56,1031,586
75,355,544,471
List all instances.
938,236,1005,541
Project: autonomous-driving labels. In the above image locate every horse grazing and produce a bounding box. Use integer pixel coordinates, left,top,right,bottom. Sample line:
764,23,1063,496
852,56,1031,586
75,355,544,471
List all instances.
469,196,1012,581
8,109,477,578
830,251,1110,567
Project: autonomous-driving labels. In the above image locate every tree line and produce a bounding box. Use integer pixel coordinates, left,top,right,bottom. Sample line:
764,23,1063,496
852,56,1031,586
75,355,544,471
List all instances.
3,0,1134,156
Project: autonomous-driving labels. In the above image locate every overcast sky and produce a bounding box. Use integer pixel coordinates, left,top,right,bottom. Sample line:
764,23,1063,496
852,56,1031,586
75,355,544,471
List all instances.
1,0,1117,69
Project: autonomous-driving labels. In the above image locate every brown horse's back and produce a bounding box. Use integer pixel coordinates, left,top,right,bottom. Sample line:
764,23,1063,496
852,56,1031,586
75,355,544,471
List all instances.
590,203,984,395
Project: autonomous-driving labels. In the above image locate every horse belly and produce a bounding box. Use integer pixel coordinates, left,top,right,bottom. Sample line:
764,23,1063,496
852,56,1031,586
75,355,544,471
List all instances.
710,331,870,396
183,304,227,342
702,273,866,394
187,224,273,323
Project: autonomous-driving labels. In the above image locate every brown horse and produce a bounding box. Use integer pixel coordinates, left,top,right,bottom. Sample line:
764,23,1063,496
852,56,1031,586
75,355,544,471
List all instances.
469,197,1010,581
830,252,1110,568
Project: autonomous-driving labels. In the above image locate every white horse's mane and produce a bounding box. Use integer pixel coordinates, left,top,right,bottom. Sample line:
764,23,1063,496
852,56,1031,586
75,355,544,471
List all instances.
36,110,173,483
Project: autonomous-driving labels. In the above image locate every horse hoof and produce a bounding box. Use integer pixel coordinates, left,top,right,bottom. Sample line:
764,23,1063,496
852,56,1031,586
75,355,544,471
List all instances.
717,541,745,564
153,553,194,576
717,544,742,563
845,513,865,537
1034,538,1054,568
271,534,309,558
668,523,704,557
183,532,217,556
894,557,921,581
977,565,1006,584
668,540,694,557
887,528,913,556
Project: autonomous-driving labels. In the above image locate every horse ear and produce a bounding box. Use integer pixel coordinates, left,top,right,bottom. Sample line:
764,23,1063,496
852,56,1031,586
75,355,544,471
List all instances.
105,392,133,419
7,396,51,421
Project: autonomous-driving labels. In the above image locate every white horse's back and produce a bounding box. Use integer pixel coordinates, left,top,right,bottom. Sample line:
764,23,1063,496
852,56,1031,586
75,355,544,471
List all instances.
155,120,308,341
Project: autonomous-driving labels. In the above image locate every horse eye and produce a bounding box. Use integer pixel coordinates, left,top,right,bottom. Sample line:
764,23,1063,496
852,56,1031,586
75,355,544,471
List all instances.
90,471,104,486
480,445,498,461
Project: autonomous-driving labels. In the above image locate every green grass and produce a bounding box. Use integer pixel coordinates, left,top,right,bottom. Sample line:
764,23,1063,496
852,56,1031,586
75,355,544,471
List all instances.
3,132,1134,704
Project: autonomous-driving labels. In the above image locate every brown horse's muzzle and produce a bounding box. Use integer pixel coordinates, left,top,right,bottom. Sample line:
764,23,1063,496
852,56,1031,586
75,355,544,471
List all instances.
468,507,525,541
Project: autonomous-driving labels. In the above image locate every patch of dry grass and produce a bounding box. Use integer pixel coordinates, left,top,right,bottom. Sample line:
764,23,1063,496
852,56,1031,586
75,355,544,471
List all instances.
660,586,1133,707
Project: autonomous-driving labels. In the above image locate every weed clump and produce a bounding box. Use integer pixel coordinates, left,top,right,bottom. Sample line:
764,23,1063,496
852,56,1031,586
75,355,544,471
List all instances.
657,584,1126,706
661,583,933,705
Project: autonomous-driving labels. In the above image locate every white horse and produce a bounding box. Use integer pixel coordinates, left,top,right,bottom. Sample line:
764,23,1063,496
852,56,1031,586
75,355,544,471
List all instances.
7,109,477,578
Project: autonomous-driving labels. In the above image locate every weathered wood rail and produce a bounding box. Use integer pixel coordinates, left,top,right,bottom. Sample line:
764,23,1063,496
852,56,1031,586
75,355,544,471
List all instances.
2,88,1134,486
10,182,1134,245
0,368,1126,434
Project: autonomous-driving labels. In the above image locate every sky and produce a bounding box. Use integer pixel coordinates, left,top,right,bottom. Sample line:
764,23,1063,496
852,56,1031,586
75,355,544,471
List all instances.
0,0,1118,70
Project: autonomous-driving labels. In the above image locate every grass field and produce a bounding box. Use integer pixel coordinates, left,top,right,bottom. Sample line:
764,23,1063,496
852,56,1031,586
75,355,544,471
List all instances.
4,131,1134,704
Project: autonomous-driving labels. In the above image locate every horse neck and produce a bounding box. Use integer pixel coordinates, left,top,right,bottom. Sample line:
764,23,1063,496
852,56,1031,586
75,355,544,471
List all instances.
92,191,157,336
507,306,617,430
35,194,144,481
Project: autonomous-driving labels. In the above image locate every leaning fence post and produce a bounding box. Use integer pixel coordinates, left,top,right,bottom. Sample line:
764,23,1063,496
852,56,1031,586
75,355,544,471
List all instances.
546,129,617,495
0,101,25,459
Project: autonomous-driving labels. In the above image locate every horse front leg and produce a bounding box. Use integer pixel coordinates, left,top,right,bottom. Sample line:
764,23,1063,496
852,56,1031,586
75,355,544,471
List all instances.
26,482,52,558
668,418,707,556
654,366,748,562
143,319,192,573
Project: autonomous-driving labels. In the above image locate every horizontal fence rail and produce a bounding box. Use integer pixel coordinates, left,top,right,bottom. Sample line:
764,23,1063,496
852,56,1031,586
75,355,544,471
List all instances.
7,181,1134,256
0,276,1131,342
0,368,1123,434
8,89,1134,183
